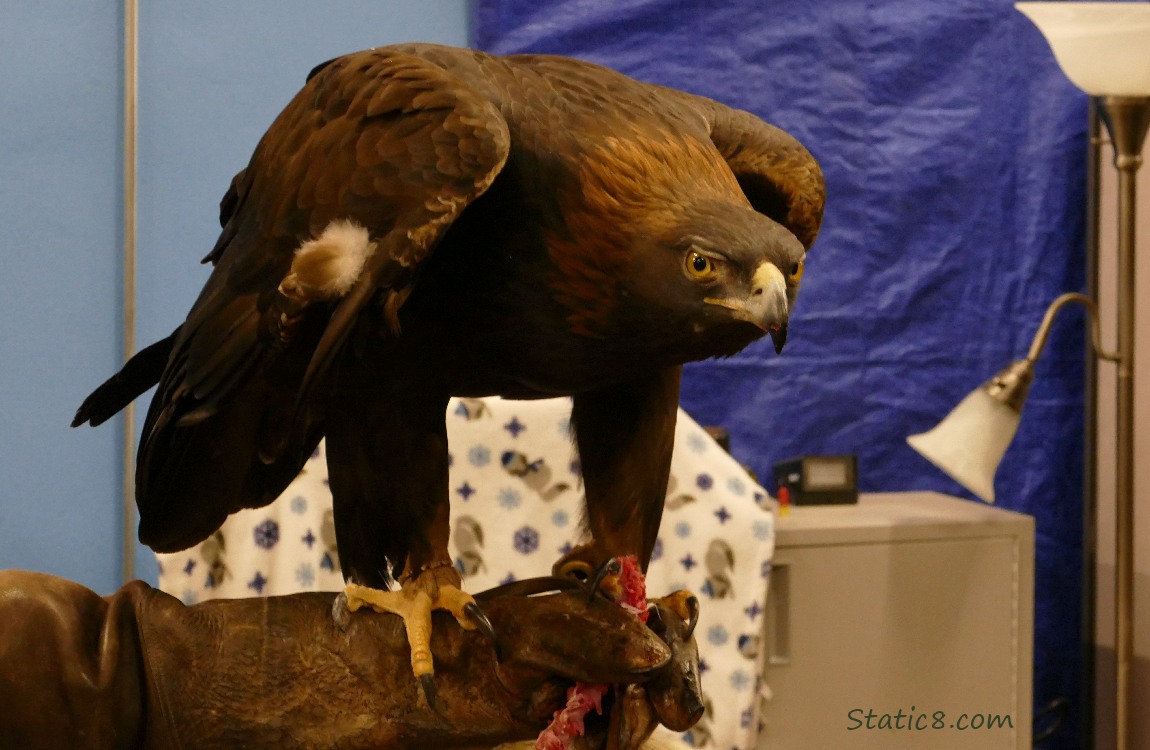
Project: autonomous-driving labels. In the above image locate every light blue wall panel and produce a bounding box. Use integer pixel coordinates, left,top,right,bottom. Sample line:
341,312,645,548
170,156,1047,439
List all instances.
0,4,124,592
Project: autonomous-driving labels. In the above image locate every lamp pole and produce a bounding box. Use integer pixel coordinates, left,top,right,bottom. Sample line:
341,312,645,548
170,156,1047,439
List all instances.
1097,94,1150,750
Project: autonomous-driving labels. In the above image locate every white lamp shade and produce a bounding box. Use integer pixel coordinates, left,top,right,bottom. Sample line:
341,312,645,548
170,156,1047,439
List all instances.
1016,2,1150,96
906,387,1023,503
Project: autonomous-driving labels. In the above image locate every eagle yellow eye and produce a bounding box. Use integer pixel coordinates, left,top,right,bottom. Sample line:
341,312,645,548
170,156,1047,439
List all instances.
788,258,805,283
685,250,716,279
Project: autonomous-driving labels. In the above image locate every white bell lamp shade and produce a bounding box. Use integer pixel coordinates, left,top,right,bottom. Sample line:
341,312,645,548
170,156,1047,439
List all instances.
1016,2,1150,96
907,387,1024,504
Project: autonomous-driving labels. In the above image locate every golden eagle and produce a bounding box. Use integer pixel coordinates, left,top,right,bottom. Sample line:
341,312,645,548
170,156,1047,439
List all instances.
75,42,823,690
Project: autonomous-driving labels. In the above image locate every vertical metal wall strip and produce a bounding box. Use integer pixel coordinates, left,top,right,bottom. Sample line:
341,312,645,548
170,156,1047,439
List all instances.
121,0,139,585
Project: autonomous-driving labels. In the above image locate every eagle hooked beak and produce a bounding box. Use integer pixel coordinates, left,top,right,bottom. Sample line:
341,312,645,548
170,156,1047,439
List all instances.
769,324,788,355
705,261,790,353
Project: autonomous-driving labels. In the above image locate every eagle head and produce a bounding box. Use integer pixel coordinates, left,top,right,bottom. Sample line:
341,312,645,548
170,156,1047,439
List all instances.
548,130,815,358
624,198,806,359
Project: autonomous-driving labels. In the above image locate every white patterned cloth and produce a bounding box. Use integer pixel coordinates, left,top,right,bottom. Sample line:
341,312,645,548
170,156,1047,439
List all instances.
157,396,775,749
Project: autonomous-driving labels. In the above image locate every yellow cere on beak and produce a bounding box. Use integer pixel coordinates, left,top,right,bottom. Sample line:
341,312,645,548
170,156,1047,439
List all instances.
751,261,786,298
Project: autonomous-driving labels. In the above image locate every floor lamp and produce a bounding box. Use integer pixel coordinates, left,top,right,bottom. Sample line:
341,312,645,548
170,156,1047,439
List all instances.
908,4,1148,748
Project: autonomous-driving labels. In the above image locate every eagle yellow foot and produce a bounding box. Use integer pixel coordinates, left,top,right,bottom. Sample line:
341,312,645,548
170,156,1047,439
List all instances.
554,546,649,615
552,542,607,582
340,564,494,707
652,589,700,638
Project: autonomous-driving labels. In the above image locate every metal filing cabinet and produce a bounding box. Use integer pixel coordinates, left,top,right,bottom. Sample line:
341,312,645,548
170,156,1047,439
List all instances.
757,492,1034,749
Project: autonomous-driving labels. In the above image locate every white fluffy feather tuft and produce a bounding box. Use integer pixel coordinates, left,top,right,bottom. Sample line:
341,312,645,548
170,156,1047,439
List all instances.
289,219,375,299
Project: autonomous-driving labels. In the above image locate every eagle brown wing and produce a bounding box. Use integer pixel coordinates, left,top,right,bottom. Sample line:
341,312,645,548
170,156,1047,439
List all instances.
665,90,825,250
133,49,510,552
706,106,825,251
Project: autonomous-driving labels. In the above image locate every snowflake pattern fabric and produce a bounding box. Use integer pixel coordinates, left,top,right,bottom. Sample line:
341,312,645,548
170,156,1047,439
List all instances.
156,396,775,750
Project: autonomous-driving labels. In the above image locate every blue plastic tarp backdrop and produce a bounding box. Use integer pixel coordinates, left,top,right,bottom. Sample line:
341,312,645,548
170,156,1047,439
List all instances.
474,1,1088,747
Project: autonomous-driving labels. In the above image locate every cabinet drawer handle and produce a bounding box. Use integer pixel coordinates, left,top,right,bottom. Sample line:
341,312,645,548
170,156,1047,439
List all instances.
766,561,790,666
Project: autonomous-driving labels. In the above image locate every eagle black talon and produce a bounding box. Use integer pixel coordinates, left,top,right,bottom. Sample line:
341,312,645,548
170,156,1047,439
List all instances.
586,556,622,604
684,595,700,639
464,601,496,641
420,673,438,712
463,601,502,660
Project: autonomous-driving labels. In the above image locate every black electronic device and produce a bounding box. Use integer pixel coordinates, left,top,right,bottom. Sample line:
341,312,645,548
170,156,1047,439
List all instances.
773,455,859,506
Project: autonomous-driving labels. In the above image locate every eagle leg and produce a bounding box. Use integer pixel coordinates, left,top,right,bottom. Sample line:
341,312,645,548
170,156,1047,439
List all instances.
341,562,494,707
